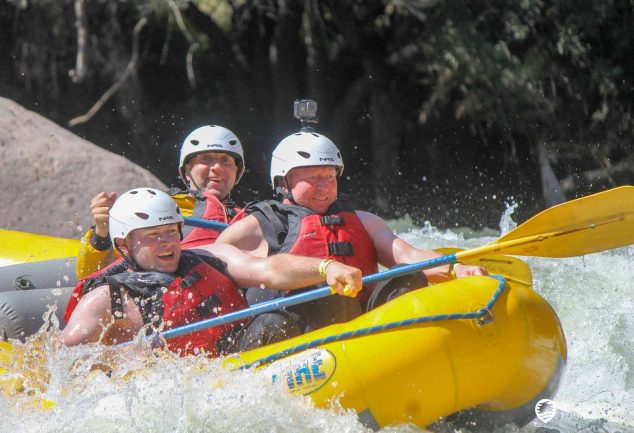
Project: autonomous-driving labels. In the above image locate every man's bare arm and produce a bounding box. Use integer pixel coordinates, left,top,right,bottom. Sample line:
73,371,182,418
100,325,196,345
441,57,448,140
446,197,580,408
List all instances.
194,243,362,297
356,211,487,283
215,215,269,257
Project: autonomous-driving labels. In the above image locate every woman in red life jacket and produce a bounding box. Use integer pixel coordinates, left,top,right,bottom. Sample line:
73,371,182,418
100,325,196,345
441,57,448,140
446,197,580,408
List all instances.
61,188,363,355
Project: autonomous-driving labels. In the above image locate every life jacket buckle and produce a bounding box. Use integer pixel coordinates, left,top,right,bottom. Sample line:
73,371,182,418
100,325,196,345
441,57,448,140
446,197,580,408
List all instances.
181,273,202,289
320,215,345,226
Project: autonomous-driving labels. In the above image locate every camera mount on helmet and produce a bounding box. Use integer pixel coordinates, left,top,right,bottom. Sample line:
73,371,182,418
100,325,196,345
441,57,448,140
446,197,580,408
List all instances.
293,99,319,132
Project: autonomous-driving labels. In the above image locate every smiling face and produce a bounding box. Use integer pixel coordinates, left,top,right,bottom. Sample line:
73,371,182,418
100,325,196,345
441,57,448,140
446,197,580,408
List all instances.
185,151,238,200
123,223,182,273
285,166,338,214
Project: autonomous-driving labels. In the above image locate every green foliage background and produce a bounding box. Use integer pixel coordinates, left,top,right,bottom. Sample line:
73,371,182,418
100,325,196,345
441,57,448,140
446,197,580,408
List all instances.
1,0,632,227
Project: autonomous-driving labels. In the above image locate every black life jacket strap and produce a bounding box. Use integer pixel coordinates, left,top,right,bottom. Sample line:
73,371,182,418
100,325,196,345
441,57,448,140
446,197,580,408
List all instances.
328,241,354,256
247,201,289,255
320,215,345,226
180,272,201,289
196,294,222,317
104,271,176,325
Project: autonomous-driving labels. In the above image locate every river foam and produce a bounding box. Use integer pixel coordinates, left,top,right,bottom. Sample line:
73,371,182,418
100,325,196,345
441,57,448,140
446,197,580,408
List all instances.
1,206,632,433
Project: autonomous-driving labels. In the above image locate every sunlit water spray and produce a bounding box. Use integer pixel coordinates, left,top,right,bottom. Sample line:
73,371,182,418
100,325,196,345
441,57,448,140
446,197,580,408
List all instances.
395,203,634,432
1,203,632,433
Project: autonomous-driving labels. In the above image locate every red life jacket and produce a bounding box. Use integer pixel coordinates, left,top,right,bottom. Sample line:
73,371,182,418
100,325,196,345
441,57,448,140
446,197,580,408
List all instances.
248,199,379,306
63,251,247,356
180,190,245,249
63,258,124,324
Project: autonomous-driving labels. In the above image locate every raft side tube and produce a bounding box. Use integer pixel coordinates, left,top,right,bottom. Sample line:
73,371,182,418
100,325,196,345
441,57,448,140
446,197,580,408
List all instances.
0,228,79,264
0,258,78,292
0,287,73,341
435,293,568,431
229,275,566,430
435,355,565,431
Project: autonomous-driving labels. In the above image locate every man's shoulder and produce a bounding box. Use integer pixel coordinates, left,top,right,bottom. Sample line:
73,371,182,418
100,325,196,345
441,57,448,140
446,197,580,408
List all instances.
354,210,381,222
245,199,281,213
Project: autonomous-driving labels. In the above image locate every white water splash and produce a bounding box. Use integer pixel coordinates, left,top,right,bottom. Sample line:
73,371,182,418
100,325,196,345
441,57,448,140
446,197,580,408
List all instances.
1,208,632,433
526,250,634,428
499,199,519,235
401,227,634,432
1,341,373,433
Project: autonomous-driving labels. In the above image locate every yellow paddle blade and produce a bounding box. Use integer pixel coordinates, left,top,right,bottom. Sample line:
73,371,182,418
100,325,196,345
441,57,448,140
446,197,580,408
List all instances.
457,186,634,260
0,228,79,265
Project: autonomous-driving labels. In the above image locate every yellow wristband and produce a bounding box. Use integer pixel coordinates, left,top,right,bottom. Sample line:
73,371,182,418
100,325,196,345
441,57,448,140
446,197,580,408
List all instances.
319,259,335,278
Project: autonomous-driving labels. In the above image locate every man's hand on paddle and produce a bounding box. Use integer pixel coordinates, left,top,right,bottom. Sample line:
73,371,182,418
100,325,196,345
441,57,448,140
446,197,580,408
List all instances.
324,261,363,297
90,192,117,238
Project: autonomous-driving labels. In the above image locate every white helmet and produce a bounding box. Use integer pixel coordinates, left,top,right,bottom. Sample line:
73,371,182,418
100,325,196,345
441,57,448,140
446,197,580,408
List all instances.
178,125,245,186
109,188,184,244
270,132,344,188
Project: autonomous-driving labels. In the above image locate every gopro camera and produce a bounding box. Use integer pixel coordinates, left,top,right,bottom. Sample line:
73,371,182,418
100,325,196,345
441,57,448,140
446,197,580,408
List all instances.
294,99,318,131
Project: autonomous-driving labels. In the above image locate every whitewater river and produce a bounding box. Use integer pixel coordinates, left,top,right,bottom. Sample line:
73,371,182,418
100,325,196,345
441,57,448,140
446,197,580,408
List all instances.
1,207,632,433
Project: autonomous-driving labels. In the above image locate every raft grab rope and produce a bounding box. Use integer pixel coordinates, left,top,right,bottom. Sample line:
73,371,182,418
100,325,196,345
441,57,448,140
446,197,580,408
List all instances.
237,275,507,369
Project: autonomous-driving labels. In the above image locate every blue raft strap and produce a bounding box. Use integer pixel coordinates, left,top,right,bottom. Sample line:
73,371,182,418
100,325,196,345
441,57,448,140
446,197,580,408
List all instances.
238,275,508,370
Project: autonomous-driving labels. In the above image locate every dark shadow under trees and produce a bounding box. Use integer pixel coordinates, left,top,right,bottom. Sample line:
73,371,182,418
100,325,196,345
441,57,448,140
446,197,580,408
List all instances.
0,0,632,229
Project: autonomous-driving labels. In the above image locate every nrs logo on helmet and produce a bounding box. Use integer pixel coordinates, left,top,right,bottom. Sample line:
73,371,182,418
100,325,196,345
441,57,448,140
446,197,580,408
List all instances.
178,125,246,187
270,132,344,189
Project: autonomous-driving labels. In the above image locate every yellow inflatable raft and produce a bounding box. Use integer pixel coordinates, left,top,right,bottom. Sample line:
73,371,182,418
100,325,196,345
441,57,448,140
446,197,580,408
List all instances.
0,253,565,429
223,254,566,429
0,229,78,265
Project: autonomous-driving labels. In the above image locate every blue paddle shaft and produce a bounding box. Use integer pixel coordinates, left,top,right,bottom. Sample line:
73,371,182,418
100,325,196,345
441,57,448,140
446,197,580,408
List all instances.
362,254,456,285
183,217,228,231
118,253,457,346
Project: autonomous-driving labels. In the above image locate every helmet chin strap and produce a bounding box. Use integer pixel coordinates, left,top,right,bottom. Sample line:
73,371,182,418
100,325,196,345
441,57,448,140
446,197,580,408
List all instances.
114,241,142,272
184,169,205,197
275,176,298,205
